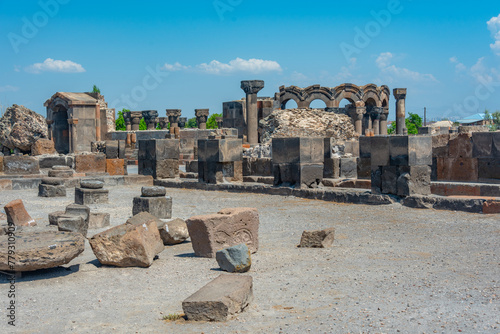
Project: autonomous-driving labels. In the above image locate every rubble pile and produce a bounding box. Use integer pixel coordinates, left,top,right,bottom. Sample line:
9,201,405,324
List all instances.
259,108,357,144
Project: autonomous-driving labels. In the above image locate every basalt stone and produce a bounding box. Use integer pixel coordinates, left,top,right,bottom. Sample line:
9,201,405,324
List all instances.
38,184,66,197
41,177,65,186
157,218,189,245
0,231,85,272
48,169,74,178
80,180,104,189
65,204,90,225
216,243,251,273
182,274,253,321
53,165,72,171
48,211,65,225
3,156,40,175
132,196,172,219
89,212,111,229
75,188,109,205
141,186,167,197
57,215,88,237
298,228,335,248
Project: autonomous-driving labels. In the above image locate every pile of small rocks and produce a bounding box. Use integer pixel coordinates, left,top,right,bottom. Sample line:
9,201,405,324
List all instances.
259,108,358,144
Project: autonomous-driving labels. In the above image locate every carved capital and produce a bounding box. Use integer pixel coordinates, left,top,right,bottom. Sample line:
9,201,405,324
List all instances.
142,110,158,122
393,88,407,100
166,109,182,118
241,80,265,95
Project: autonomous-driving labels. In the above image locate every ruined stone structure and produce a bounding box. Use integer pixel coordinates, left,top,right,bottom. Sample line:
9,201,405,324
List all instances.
45,92,115,154
241,80,265,145
278,84,391,136
393,88,407,135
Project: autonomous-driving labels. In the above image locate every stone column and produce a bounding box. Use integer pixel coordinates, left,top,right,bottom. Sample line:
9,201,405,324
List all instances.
179,117,187,129
380,108,389,135
216,117,223,129
166,109,182,128
371,107,382,136
241,80,264,145
95,104,101,141
130,111,142,131
195,109,209,129
158,117,168,130
393,88,407,135
142,110,158,130
124,112,132,131
46,120,54,141
68,118,78,153
355,109,364,135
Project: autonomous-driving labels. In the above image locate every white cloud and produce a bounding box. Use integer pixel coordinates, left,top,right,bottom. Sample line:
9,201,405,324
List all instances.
0,85,19,92
376,52,438,82
25,58,85,74
450,56,467,73
163,58,282,75
487,14,500,56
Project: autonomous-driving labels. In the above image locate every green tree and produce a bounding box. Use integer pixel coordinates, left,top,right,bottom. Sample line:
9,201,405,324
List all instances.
92,85,101,94
206,113,222,129
139,118,147,130
185,117,197,128
489,110,500,131
387,112,422,135
115,108,129,131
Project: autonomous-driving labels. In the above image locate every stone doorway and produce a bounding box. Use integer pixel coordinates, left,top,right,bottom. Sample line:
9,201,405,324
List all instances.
53,107,70,154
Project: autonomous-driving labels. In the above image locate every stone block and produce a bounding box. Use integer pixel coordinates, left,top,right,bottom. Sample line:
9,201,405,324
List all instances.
48,211,65,225
359,136,372,159
141,186,166,197
186,207,259,258
344,139,360,157
243,157,272,176
381,166,398,195
118,140,126,159
0,231,85,272
298,228,335,248
472,132,493,158
273,163,322,188
105,140,119,159
483,200,500,214
216,244,251,273
340,157,357,179
0,156,3,172
106,159,126,176
449,133,473,158
493,132,500,157
139,139,179,161
65,204,90,225
132,196,172,219
0,179,12,191
75,154,106,173
198,138,243,163
182,274,253,322
3,156,40,175
89,212,111,229
75,188,109,205
157,218,189,245
185,160,198,173
80,179,104,189
89,212,164,267
198,161,243,184
4,199,36,226
357,157,371,179
57,216,88,237
436,157,478,182
41,177,65,185
31,138,55,156
370,136,390,167
48,169,74,178
323,158,340,179
396,165,431,197
38,155,74,169
478,158,500,179
371,167,382,194
38,184,66,197
272,137,324,164
156,159,179,179
389,135,432,166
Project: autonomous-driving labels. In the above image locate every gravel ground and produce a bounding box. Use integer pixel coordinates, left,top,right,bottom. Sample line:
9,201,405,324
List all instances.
0,185,499,334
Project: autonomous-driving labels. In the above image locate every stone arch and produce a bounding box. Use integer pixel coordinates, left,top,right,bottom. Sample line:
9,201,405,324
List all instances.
333,84,364,107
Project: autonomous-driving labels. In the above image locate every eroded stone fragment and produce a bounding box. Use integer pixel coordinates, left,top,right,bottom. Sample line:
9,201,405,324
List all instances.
298,228,335,248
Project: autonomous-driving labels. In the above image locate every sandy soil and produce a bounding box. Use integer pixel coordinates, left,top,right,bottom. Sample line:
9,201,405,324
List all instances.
0,185,499,333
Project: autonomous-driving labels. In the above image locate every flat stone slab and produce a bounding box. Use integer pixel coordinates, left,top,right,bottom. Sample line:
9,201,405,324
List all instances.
41,177,65,185
80,180,105,189
141,186,166,197
182,274,253,321
52,165,72,170
0,231,85,271
298,228,335,248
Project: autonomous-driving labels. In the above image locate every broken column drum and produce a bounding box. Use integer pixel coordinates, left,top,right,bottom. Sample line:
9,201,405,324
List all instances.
241,80,264,145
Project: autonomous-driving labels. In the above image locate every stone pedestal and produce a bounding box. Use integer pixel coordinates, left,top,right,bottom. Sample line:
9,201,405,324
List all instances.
195,109,209,129
132,186,172,219
138,139,180,179
142,110,158,130
394,88,407,135
198,138,243,184
39,178,66,197
241,80,264,145
75,180,109,205
130,111,143,131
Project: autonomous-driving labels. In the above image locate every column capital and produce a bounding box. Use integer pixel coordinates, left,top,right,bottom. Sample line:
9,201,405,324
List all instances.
241,80,265,95
166,109,182,117
195,109,210,118
393,88,407,100
142,110,158,121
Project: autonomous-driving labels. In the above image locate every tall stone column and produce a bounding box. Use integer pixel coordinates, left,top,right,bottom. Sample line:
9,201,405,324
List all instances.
349,106,365,135
166,109,182,128
142,110,158,130
380,108,389,135
195,109,209,129
68,118,78,153
241,80,264,145
130,111,142,131
124,112,132,131
393,88,407,135
371,107,382,136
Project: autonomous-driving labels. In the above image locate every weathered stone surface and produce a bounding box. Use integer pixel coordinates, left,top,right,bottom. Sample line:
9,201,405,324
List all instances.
105,140,119,159
48,169,74,178
323,157,340,179
0,156,3,172
396,166,432,197
436,157,478,182
273,162,323,188
483,200,500,214
89,212,111,229
80,179,104,189
39,156,74,169
89,212,164,267
4,199,36,226
38,183,66,197
75,154,106,173
141,186,167,197
0,231,85,271
65,204,90,224
340,157,357,179
186,207,259,258
106,159,126,176
57,215,88,237
272,137,324,164
449,133,473,158
3,156,40,175
41,177,65,185
182,274,253,321
75,188,109,205
157,218,189,245
48,211,65,225
298,228,335,248
31,138,55,156
53,165,72,171
478,158,500,179
216,243,251,273
132,196,172,219
0,104,48,153
472,132,493,158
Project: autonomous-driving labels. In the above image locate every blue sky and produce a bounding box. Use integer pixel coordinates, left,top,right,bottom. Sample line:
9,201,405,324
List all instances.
0,0,499,121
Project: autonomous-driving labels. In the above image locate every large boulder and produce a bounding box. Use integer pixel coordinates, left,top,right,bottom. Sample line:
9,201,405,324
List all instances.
0,104,48,153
